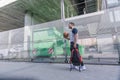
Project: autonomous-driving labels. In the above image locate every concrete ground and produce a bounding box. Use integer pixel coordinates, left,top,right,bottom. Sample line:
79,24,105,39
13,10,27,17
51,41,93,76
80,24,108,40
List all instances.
0,62,119,80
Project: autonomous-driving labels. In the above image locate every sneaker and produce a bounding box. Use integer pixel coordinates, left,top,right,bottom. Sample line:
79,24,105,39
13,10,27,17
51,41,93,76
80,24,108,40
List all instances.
70,64,75,69
80,66,86,71
75,66,79,70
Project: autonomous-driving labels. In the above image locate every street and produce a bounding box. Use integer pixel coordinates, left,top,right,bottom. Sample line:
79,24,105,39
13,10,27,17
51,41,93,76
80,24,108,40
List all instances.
0,62,119,80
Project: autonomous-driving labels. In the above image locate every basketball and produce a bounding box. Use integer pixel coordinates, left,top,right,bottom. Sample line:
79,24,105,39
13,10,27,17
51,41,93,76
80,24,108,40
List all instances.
63,32,69,38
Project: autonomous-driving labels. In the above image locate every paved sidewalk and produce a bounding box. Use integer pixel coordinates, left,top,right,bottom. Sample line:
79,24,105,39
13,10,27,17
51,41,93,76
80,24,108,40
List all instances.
0,62,119,80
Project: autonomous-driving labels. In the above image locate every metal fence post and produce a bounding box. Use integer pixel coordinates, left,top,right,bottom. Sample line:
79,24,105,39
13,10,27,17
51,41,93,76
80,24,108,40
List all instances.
64,39,68,63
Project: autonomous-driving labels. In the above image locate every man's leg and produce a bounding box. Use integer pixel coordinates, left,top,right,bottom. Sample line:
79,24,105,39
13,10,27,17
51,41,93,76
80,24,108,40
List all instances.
69,42,73,69
77,44,86,70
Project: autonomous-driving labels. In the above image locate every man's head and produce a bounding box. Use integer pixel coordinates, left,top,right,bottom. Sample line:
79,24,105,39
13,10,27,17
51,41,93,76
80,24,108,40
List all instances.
68,22,75,29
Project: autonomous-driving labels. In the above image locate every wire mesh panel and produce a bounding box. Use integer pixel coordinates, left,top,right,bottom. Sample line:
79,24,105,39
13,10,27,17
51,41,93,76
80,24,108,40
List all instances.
8,28,24,59
64,6,120,64
0,28,25,59
29,20,65,62
0,0,120,64
0,31,9,59
0,31,9,49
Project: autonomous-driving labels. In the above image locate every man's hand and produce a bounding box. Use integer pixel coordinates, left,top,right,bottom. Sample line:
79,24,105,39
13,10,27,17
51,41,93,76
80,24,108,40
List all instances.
65,37,70,40
74,44,76,48
74,34,77,48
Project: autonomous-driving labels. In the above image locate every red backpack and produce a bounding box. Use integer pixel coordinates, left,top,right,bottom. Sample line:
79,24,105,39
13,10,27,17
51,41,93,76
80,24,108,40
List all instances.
70,48,82,65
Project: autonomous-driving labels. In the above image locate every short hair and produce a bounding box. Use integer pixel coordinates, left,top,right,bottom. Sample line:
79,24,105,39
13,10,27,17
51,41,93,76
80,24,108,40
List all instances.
69,22,75,26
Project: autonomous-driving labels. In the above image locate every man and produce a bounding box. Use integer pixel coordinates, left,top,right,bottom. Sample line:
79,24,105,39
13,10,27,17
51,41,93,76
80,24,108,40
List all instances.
67,22,86,71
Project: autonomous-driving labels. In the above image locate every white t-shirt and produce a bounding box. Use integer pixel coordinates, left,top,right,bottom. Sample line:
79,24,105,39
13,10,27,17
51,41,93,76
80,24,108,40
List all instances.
69,28,78,43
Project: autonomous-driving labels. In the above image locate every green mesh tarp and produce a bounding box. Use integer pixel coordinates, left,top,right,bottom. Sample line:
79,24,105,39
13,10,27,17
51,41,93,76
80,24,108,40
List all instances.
32,27,64,57
31,27,84,57
79,45,84,56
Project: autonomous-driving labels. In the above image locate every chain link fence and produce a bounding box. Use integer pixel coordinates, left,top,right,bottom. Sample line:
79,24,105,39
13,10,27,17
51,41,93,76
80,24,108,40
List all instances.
0,0,120,64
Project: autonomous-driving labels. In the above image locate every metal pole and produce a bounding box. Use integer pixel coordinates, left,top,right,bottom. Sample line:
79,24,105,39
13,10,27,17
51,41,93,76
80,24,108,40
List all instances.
114,25,120,64
115,33,120,64
64,39,68,63
104,0,108,9
85,0,87,14
116,35,120,64
67,6,69,18
61,0,68,63
61,0,65,21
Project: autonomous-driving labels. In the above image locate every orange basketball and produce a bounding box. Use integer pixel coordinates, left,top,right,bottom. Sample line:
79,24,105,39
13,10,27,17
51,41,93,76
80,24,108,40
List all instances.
63,32,69,38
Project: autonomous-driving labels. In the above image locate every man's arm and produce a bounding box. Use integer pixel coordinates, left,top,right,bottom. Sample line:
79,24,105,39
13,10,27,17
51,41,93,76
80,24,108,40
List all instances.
72,28,78,48
66,37,70,40
74,34,77,46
